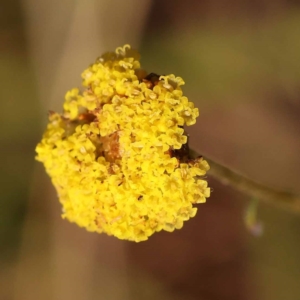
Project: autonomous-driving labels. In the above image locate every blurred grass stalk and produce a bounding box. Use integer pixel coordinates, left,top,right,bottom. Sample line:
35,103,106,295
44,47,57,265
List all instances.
14,1,151,300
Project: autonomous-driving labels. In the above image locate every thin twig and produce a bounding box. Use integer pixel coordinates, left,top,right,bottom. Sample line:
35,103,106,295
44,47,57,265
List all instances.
190,150,300,214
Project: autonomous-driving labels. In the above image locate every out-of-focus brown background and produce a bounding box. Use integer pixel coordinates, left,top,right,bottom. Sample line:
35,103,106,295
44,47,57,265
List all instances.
1,1,300,299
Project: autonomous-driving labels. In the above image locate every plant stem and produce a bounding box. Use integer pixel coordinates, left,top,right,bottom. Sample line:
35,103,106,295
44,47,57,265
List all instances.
190,150,300,214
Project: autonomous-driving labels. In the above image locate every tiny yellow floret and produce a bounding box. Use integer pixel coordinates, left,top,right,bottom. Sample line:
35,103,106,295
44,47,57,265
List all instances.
36,45,210,242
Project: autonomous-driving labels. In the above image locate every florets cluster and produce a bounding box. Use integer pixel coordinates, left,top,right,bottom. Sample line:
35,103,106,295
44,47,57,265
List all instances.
36,45,210,242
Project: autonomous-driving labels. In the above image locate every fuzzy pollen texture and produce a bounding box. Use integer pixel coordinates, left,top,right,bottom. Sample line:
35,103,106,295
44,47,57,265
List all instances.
36,45,210,242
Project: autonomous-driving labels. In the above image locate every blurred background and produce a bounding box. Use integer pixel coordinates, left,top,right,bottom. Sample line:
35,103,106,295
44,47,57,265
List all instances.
1,0,300,299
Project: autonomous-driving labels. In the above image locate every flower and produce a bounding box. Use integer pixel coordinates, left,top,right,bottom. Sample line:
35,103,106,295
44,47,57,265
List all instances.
36,45,210,242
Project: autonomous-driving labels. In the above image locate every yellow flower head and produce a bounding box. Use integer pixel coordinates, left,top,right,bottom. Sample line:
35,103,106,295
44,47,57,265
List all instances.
36,45,210,242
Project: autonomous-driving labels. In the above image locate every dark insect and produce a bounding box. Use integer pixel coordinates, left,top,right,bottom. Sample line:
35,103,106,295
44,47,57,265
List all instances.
142,73,161,89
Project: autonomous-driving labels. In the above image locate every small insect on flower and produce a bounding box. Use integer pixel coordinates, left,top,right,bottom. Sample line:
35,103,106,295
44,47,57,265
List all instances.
35,44,210,242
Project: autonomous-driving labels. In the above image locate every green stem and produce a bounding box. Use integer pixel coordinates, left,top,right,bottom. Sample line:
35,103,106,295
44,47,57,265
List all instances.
190,150,300,214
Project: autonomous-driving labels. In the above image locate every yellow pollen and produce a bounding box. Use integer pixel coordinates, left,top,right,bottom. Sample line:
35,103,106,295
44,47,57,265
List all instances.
35,45,210,242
